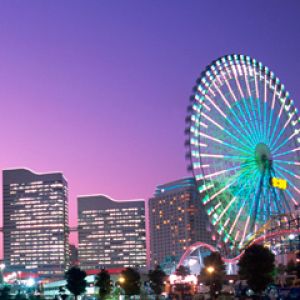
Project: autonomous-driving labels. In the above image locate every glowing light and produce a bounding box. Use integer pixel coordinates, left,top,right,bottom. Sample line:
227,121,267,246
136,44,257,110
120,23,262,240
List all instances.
270,177,288,190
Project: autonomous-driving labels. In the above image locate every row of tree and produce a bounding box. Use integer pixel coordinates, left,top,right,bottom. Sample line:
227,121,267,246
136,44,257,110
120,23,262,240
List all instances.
64,265,167,300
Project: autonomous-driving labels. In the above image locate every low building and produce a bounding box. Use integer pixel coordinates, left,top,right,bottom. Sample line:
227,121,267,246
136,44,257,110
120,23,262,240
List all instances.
78,194,146,270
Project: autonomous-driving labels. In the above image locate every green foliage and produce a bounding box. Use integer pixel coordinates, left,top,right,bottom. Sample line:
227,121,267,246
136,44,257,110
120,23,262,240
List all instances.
95,268,112,299
173,265,192,296
175,265,190,277
65,266,87,299
148,265,166,297
0,286,11,300
238,244,275,294
201,252,226,298
120,267,141,296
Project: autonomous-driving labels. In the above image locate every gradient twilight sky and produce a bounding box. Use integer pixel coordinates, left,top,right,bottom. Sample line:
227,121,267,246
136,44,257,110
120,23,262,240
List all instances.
0,1,299,252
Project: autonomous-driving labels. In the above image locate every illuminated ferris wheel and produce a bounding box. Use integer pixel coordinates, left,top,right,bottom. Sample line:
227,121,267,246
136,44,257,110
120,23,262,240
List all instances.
186,54,300,250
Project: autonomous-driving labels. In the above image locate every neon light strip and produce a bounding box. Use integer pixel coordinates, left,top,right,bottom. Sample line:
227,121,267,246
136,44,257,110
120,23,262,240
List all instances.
241,98,259,144
269,95,287,145
211,79,255,147
203,166,243,180
273,159,300,166
271,112,295,150
228,171,260,238
221,72,252,137
240,216,250,245
273,147,300,158
272,131,298,154
243,65,251,97
212,82,231,108
233,66,245,99
201,112,224,130
215,197,237,224
254,71,260,99
275,164,300,180
204,94,227,118
229,206,243,234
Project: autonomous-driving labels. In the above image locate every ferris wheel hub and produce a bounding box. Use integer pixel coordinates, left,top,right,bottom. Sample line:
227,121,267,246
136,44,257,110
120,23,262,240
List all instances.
255,143,272,173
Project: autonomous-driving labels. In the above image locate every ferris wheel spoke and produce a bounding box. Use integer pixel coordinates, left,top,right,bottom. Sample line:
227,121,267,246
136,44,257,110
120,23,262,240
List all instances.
199,131,253,156
273,159,300,166
204,166,258,227
226,111,256,147
274,163,300,180
272,131,298,154
256,97,265,143
222,73,258,145
271,168,296,211
266,84,277,140
242,65,261,141
201,112,253,153
244,67,261,143
248,96,263,142
273,147,300,158
269,95,286,145
270,112,296,150
249,170,266,232
199,153,253,161
242,97,260,144
263,75,268,140
254,72,265,142
213,83,255,147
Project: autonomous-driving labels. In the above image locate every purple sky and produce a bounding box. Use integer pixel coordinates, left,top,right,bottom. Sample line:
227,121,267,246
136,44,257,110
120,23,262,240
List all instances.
0,1,299,253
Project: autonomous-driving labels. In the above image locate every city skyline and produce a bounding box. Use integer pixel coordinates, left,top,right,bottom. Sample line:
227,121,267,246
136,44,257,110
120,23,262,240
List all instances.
0,1,299,257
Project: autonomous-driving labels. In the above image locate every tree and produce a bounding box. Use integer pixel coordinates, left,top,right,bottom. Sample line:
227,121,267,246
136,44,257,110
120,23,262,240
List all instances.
120,267,141,298
65,266,87,300
95,268,112,299
15,292,27,300
201,252,226,299
239,244,275,296
0,286,11,300
175,265,190,277
173,265,191,299
148,265,166,299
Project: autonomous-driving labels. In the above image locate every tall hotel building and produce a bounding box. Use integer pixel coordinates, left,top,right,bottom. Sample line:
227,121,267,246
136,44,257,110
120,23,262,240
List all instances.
78,195,146,270
3,168,69,277
149,178,212,267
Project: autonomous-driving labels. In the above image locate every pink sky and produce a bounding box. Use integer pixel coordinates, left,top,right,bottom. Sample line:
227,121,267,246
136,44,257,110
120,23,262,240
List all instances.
0,1,299,257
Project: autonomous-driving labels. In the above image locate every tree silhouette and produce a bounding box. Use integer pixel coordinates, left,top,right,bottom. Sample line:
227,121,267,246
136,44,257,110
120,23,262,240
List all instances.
201,252,225,299
0,286,11,300
65,266,87,300
120,267,141,298
148,265,166,299
239,244,275,295
95,268,112,299
175,265,190,276
174,265,191,298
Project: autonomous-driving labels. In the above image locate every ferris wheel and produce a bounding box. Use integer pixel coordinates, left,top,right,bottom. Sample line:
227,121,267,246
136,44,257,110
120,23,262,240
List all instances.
186,54,300,250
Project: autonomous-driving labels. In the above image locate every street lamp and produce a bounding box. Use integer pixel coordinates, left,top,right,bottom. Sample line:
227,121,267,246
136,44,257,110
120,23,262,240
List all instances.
206,266,215,300
119,276,125,284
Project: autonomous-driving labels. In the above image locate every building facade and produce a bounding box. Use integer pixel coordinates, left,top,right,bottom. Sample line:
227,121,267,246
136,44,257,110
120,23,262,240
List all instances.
78,195,146,270
149,178,213,268
3,168,69,278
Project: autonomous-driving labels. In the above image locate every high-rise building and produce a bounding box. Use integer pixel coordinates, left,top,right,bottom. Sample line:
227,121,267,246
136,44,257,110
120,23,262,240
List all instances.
149,178,213,267
3,168,69,278
78,195,146,270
